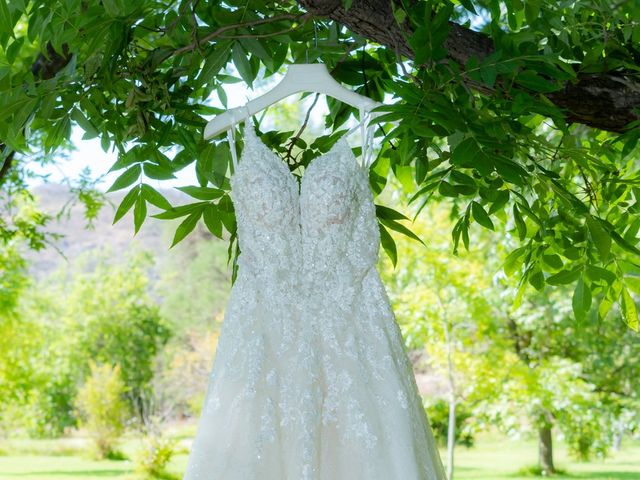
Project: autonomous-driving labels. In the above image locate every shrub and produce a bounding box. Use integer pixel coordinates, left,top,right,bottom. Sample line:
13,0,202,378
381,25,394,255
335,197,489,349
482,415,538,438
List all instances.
424,398,475,448
74,361,128,459
135,433,178,479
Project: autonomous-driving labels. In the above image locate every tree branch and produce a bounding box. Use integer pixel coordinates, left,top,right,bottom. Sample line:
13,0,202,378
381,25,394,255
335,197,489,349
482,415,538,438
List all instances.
0,43,73,184
298,0,640,133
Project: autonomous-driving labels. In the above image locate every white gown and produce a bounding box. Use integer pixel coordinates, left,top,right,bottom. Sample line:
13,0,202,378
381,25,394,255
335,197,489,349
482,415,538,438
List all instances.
183,125,446,480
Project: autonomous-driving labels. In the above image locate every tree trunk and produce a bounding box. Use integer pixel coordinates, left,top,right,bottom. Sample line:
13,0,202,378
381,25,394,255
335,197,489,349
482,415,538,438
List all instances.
538,423,556,475
447,394,456,480
612,419,624,451
444,315,456,480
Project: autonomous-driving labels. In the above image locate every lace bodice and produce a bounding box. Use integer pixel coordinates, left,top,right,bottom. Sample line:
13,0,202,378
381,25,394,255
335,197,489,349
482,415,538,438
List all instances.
232,126,378,283
230,126,301,282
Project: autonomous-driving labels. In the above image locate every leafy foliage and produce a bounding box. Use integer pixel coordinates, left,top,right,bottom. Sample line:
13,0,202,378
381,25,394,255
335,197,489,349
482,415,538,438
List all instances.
74,361,128,460
381,198,640,466
424,398,475,448
134,433,179,479
0,248,172,437
0,0,638,326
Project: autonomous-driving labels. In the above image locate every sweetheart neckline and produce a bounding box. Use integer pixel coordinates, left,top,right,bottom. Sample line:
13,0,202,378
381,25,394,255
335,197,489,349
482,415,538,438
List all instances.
231,125,364,189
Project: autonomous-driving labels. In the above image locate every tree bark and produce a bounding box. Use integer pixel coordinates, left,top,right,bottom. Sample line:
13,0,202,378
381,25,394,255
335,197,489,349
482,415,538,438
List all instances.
538,421,556,475
298,0,640,133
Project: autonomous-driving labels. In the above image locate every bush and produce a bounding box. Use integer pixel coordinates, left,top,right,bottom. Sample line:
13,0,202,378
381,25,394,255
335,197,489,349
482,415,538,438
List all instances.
424,398,475,448
135,433,178,479
74,361,128,459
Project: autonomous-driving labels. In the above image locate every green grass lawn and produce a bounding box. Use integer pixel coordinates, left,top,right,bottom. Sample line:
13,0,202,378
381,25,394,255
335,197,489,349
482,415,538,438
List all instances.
0,435,638,479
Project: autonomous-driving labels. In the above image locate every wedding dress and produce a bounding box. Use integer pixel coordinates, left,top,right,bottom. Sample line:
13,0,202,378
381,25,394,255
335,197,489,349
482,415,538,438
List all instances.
183,123,446,480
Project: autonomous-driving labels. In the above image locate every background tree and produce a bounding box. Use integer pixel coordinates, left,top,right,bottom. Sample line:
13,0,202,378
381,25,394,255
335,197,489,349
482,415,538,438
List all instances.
0,0,638,327
381,196,640,476
494,285,640,473
382,199,499,479
1,247,172,437
74,361,128,459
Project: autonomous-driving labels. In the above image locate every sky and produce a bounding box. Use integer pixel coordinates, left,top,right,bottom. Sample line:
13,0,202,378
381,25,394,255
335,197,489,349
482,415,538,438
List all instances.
28,67,337,193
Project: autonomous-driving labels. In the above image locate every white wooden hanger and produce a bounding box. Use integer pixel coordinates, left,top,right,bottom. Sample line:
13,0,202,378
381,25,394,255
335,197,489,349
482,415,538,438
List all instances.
203,63,384,140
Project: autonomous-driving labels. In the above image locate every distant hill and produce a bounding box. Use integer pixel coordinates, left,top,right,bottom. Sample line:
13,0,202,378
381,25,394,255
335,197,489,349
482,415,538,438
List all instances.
26,183,192,277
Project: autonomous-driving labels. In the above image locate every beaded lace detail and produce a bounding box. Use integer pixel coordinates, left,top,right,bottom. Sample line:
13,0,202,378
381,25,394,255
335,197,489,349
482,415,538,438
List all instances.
183,125,446,480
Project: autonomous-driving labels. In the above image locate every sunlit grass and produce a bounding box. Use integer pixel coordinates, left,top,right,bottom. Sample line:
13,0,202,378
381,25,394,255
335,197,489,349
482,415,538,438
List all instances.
0,433,638,479
453,436,640,479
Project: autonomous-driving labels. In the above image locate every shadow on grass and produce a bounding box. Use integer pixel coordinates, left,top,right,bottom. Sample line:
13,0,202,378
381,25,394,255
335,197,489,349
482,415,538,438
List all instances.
3,470,125,477
568,474,640,480
507,471,640,480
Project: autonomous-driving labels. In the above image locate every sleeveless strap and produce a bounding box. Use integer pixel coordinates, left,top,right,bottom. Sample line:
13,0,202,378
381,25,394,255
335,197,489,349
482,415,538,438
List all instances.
358,105,376,168
365,111,375,168
227,104,252,171
227,126,238,169
359,105,367,168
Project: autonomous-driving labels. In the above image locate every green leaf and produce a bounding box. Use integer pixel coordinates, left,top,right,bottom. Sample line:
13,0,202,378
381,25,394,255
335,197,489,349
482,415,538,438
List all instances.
133,196,146,234
379,218,425,246
195,42,231,88
113,186,140,224
513,204,527,240
546,267,582,285
586,216,611,262
438,181,458,197
415,157,429,184
503,247,527,276
599,296,614,321
379,224,397,267
394,165,415,191
515,70,558,92
459,0,477,14
620,287,638,331
5,36,24,64
71,108,99,139
479,62,497,88
542,254,563,270
586,265,616,285
572,276,592,320
239,37,273,71
494,159,525,185
109,148,141,173
528,269,545,291
488,189,509,214
102,0,122,16
451,170,476,186
471,201,494,230
450,138,477,167
611,230,640,256
176,185,225,201
0,0,14,37
106,164,141,193
203,204,223,238
171,211,201,247
141,184,172,210
376,204,409,221
143,163,176,180
152,202,207,220
524,0,541,23
45,115,71,150
232,42,254,87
